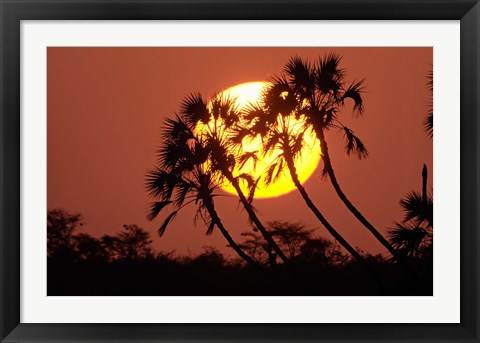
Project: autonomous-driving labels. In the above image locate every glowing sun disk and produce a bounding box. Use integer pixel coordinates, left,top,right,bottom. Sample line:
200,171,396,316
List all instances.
196,81,321,199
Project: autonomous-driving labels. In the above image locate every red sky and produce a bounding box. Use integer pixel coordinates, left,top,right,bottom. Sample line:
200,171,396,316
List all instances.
47,47,432,259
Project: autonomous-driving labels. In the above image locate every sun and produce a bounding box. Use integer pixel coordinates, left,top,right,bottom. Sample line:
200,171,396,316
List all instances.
196,81,321,199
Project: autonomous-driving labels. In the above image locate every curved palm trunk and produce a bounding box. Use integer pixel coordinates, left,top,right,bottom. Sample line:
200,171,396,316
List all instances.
317,130,425,288
204,198,261,270
283,152,383,290
317,130,404,260
225,173,289,263
285,155,361,261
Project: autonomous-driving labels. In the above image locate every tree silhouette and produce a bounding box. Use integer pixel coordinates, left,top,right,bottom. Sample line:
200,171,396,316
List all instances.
299,237,350,266
46,212,429,295
73,233,106,261
145,115,260,268
239,221,350,267
101,224,154,261
255,55,410,266
47,208,83,259
268,221,313,259
388,165,433,257
239,95,374,271
178,93,289,263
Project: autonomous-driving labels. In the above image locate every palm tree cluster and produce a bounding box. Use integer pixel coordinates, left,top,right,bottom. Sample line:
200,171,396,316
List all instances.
146,54,432,287
144,97,281,269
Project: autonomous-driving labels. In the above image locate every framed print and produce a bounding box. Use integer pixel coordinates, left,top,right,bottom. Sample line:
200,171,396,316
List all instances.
1,0,479,342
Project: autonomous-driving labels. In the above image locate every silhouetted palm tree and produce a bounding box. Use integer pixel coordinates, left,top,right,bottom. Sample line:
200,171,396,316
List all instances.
238,92,381,281
179,93,289,263
258,55,406,265
146,116,260,268
388,165,433,257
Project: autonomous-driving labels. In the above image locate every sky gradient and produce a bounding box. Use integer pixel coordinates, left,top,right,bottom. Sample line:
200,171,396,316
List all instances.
47,47,432,258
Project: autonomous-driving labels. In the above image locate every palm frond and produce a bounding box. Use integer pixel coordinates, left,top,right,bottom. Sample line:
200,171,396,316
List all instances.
284,56,315,96
180,93,210,127
162,116,194,142
247,177,261,204
158,211,178,237
264,163,278,187
387,222,428,257
263,131,283,156
264,160,284,186
157,117,197,169
316,53,344,94
263,75,297,117
427,68,433,93
196,172,217,199
242,102,266,124
273,159,284,183
324,108,338,126
341,126,369,159
238,151,259,170
229,126,252,146
426,68,433,137
145,168,178,200
236,173,255,189
157,139,188,169
191,141,209,165
210,94,240,126
290,132,305,157
342,79,365,115
206,220,215,236
400,191,433,227
174,180,193,207
193,202,210,227
250,119,269,137
424,113,433,137
146,201,172,221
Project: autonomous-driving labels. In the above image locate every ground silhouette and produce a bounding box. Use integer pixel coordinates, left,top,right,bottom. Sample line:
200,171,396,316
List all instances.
48,210,432,296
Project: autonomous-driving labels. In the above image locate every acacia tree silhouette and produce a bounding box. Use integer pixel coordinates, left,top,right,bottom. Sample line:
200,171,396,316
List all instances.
239,221,349,266
102,224,154,260
258,55,409,266
178,93,289,263
145,116,260,269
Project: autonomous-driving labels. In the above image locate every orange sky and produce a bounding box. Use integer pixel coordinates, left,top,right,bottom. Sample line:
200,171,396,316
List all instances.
47,47,432,258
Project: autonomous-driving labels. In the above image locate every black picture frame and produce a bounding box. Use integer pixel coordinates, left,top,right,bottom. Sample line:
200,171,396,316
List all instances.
1,0,479,342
